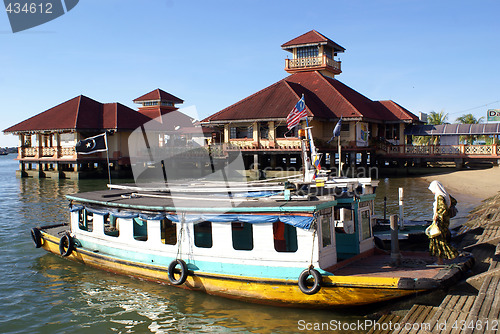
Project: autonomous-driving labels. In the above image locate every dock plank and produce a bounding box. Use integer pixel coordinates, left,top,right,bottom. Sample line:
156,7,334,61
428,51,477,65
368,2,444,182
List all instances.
479,276,499,319
470,276,491,316
396,304,425,334
463,295,477,314
486,276,500,319
367,313,402,334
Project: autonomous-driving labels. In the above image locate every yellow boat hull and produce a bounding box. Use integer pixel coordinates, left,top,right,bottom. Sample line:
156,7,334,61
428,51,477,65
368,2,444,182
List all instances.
39,231,423,308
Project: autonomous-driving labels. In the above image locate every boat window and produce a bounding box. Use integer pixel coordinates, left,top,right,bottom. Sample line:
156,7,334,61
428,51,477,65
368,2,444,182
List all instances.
360,209,372,240
104,215,119,237
321,214,332,248
78,210,93,232
334,206,354,220
161,219,177,245
194,221,212,248
231,222,253,251
133,218,148,241
334,207,355,234
273,221,298,252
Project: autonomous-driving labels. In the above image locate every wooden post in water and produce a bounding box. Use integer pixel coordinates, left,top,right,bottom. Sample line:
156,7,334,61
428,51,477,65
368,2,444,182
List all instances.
383,196,387,221
398,187,405,229
390,214,401,266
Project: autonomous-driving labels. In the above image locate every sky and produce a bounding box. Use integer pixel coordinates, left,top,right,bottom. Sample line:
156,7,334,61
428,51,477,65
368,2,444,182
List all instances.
1,0,500,147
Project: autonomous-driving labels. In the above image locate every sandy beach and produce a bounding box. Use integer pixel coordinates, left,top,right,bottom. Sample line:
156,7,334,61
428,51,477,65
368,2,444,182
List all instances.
420,166,500,201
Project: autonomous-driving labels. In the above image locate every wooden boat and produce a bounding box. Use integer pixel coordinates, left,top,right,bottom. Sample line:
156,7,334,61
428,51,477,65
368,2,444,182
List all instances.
29,125,474,308
31,177,474,308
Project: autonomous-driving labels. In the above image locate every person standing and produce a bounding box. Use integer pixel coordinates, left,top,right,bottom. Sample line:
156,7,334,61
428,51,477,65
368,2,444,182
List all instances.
428,180,458,265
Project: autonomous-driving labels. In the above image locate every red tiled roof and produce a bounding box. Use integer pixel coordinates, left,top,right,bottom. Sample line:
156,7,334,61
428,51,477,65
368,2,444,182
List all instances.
4,95,152,133
133,88,184,104
373,100,420,122
202,71,418,124
281,30,345,52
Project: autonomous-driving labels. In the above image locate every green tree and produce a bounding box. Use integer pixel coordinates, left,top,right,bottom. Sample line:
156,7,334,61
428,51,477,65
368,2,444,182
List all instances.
456,113,485,144
420,110,449,145
427,110,449,125
455,113,484,124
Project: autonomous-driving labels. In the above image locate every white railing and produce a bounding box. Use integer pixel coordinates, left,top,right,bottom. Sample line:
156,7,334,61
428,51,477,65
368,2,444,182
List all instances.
41,147,56,157
405,146,430,155
394,145,498,156
286,56,341,71
60,147,76,156
23,147,37,157
434,145,462,155
465,145,494,155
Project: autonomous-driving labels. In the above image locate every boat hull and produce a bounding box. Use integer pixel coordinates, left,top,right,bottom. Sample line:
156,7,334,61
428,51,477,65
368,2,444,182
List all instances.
40,230,424,308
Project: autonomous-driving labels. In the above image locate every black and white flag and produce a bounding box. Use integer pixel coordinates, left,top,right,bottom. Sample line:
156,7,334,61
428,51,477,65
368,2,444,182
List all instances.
75,133,107,154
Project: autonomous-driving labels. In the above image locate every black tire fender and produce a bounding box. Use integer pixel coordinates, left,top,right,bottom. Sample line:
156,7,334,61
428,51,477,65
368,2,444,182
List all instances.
298,268,322,295
59,233,74,257
168,259,188,285
31,227,42,248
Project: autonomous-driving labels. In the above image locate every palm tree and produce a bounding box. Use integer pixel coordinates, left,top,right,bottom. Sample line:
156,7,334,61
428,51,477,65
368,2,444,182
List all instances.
427,110,449,125
456,113,485,144
421,110,449,145
456,113,484,124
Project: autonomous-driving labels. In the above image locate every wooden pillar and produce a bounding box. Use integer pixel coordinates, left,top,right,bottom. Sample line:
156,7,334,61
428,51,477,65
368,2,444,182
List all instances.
224,124,230,143
268,121,276,147
252,122,259,147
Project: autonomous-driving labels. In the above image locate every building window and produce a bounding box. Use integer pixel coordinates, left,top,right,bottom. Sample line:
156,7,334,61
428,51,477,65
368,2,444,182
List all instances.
231,222,253,250
276,126,297,138
161,219,177,245
104,215,119,237
78,210,93,232
324,46,333,59
161,101,174,107
23,135,32,147
273,221,298,252
230,126,253,139
194,221,213,248
143,101,159,106
385,124,399,140
133,218,148,241
260,124,269,139
297,46,319,58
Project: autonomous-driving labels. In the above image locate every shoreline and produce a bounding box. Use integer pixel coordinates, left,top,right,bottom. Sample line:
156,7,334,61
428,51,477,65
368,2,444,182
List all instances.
418,166,500,203
415,166,500,227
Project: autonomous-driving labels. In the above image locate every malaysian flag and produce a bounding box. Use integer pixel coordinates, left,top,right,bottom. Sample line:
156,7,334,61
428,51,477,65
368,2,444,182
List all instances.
286,95,307,130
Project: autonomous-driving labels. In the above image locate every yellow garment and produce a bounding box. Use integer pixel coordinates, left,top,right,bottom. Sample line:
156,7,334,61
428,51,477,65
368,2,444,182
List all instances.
429,195,458,260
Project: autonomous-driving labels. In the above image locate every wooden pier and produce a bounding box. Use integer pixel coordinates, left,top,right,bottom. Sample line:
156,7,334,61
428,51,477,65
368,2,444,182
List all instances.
369,193,500,334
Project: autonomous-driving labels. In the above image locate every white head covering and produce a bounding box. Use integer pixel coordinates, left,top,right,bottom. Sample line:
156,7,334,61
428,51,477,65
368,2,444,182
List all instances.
428,180,451,209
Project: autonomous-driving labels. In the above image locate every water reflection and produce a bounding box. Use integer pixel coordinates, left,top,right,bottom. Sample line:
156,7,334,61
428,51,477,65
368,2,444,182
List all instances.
373,176,479,227
33,255,368,334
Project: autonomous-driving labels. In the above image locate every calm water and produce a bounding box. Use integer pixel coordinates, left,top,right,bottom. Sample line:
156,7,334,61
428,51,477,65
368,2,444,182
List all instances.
0,155,480,334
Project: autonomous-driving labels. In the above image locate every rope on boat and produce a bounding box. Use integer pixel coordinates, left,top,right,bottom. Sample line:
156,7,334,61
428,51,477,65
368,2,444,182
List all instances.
309,227,317,269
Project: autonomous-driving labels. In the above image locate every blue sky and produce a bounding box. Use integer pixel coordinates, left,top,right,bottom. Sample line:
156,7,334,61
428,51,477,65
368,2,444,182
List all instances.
1,0,500,146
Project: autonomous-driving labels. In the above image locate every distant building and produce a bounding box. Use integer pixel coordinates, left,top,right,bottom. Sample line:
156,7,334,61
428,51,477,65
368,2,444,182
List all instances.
3,89,184,179
201,30,420,171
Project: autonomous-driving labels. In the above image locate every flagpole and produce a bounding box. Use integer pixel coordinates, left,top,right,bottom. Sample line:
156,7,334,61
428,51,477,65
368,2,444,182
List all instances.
338,135,341,177
104,132,111,185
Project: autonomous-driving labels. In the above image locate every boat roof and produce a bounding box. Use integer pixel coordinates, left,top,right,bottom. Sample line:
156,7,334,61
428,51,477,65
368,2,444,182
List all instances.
66,188,337,214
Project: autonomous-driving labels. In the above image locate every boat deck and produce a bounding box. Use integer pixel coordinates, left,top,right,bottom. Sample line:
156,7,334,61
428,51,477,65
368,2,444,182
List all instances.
328,251,473,280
